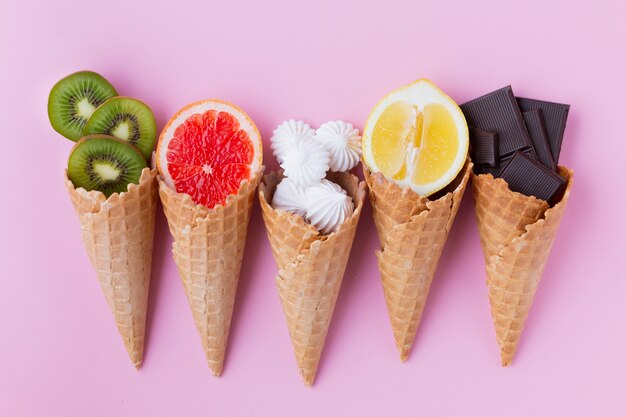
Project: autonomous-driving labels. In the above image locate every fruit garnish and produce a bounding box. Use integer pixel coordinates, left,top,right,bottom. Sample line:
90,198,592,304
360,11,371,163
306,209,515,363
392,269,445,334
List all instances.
83,97,157,161
67,134,147,197
156,100,262,208
362,79,469,196
48,71,118,141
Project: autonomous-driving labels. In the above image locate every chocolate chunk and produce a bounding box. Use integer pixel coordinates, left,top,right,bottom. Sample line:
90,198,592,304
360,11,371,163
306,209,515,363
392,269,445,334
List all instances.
499,151,566,205
469,127,499,167
517,97,569,163
461,86,533,157
475,148,535,177
522,109,556,171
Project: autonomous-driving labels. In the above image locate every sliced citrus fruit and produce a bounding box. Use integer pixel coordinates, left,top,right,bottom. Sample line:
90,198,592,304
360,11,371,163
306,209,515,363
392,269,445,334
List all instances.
156,100,262,208
362,79,469,196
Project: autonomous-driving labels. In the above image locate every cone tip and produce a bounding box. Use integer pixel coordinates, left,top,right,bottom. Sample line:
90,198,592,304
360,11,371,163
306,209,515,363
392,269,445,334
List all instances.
300,369,316,387
208,361,224,377
500,351,513,367
301,375,314,387
129,350,143,369
396,342,410,362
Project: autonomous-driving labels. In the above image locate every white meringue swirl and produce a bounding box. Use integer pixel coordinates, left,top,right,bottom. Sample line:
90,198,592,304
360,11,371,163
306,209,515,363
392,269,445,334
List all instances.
271,177,308,217
305,179,354,234
270,119,315,162
280,138,330,187
314,120,362,172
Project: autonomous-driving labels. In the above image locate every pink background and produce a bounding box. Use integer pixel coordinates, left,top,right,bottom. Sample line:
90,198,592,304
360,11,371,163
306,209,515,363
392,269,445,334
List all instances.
1,1,625,416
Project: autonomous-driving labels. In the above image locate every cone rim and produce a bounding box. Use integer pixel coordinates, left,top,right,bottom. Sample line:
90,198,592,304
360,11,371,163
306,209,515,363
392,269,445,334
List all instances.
158,166,264,217
471,165,574,209
64,167,157,209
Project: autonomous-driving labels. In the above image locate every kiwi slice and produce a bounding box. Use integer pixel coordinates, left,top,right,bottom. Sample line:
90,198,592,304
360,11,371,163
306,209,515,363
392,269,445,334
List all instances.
48,71,118,141
83,97,157,160
68,135,147,197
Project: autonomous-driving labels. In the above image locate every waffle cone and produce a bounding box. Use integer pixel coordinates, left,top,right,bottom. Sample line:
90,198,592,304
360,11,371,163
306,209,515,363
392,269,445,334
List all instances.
472,166,573,366
65,167,158,368
158,169,263,376
258,171,366,386
364,160,472,361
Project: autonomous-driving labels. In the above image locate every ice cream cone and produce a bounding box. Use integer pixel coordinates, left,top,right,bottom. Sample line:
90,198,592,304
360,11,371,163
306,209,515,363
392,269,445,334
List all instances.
258,171,366,386
65,167,158,368
364,160,472,361
157,169,263,376
471,166,573,366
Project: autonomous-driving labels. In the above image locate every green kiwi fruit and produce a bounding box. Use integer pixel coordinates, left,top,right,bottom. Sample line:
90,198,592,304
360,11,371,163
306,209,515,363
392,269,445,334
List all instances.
68,135,147,197
83,96,157,160
48,71,118,141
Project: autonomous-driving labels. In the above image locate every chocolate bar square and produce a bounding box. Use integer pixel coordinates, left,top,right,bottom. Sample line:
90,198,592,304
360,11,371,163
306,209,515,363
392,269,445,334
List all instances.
499,151,566,205
461,86,533,157
517,97,570,163
469,127,499,167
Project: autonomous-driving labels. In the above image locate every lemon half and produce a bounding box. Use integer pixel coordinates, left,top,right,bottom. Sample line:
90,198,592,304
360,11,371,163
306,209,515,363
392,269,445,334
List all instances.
362,79,469,196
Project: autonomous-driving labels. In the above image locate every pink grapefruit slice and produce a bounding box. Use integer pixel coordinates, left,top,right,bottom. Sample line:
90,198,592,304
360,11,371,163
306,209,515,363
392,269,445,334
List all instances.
156,100,262,208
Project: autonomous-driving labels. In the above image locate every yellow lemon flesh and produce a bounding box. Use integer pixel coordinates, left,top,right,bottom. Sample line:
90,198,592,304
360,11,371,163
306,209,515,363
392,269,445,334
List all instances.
363,79,469,196
370,101,416,178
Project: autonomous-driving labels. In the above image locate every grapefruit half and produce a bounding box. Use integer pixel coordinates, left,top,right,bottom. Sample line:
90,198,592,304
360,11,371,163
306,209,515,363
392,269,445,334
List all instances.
156,100,262,208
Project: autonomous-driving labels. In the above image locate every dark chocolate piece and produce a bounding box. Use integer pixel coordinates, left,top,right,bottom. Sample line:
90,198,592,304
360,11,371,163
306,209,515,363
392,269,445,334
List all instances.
517,97,569,163
499,151,565,205
469,127,499,167
522,109,557,171
475,148,535,177
461,86,533,157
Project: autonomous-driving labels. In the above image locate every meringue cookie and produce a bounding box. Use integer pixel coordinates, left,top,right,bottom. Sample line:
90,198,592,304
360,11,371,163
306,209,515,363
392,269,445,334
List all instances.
314,121,362,172
305,179,354,234
280,138,330,187
270,119,315,162
271,177,308,217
